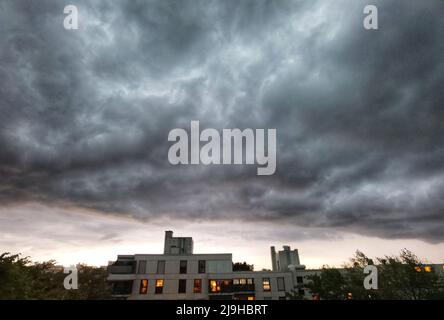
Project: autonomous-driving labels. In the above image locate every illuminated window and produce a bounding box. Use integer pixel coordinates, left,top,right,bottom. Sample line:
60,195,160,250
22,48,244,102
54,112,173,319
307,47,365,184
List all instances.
277,277,285,291
247,296,255,300
424,266,432,272
155,279,164,294
178,279,187,293
139,279,148,294
247,278,254,285
198,260,206,273
209,279,231,293
262,278,271,292
239,278,247,285
193,279,202,293
212,280,226,292
233,279,240,285
180,260,187,274
209,280,220,293
157,260,165,274
415,266,422,272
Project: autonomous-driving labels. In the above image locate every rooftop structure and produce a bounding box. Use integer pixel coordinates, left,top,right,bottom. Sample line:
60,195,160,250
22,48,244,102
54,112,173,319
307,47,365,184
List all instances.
107,231,303,300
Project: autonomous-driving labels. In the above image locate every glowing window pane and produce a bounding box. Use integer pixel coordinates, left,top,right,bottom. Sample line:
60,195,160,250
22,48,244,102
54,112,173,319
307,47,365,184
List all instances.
210,280,218,293
156,279,164,287
155,279,164,294
262,278,271,292
139,279,148,294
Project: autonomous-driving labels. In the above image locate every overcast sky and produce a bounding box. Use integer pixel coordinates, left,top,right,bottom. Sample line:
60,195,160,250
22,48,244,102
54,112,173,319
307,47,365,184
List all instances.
0,0,443,269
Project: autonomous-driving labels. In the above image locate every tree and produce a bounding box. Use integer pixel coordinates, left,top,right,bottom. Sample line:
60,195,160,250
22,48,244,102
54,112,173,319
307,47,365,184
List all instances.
0,253,31,299
285,285,305,300
376,249,441,300
73,264,111,299
0,252,111,299
306,266,348,300
233,262,253,271
305,249,444,300
344,250,380,300
343,249,443,300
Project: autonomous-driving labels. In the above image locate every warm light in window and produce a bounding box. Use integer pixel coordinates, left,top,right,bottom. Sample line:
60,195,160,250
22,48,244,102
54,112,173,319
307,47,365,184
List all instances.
247,296,255,300
415,266,421,272
156,279,164,287
155,279,164,294
210,280,218,293
424,266,432,272
139,279,148,294
193,279,202,293
262,278,271,292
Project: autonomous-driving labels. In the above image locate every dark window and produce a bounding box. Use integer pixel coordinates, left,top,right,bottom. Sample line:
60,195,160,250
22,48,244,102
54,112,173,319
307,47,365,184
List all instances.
262,278,271,292
298,289,305,295
178,279,187,293
157,260,165,274
139,279,148,294
112,281,133,295
155,279,164,294
193,279,202,293
180,260,187,274
198,260,206,273
137,261,146,274
277,277,285,291
296,276,303,284
279,296,287,300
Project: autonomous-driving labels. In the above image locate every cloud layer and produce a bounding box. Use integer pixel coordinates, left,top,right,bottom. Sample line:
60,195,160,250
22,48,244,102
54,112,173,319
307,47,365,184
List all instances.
1,0,443,243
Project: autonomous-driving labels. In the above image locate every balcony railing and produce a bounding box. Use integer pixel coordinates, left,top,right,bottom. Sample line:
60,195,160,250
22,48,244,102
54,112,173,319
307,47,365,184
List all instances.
107,265,135,274
219,284,255,293
111,280,134,295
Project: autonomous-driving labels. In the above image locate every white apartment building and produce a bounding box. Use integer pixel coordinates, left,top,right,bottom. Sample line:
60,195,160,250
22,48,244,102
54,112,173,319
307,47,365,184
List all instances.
107,231,444,300
107,231,299,300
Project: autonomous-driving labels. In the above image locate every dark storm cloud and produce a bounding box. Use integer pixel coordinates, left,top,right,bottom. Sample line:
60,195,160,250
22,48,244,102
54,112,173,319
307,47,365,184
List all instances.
0,0,443,242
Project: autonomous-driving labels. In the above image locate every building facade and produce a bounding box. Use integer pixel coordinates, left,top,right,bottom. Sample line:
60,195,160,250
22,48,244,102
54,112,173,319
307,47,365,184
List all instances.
107,231,444,300
108,231,298,300
271,245,305,272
